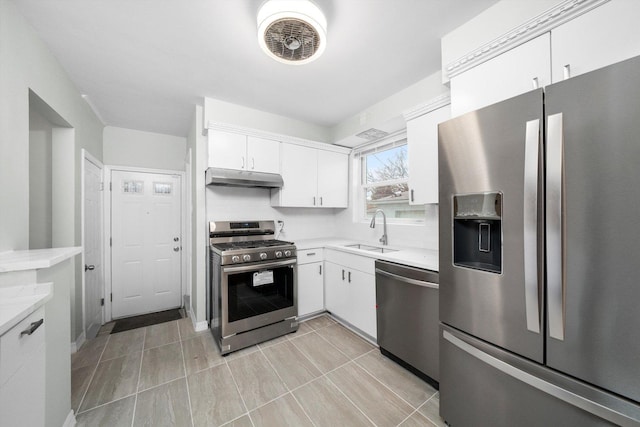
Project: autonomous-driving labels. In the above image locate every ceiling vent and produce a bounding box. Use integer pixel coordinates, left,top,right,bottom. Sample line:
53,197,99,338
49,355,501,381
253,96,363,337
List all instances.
356,128,390,141
257,0,327,65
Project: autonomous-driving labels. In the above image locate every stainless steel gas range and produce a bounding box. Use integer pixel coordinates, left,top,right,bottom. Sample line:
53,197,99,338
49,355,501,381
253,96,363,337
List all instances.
208,220,298,354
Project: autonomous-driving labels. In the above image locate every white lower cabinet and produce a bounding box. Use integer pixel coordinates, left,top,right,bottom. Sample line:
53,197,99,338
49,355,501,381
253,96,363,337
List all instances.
297,249,324,317
324,250,377,340
0,307,46,427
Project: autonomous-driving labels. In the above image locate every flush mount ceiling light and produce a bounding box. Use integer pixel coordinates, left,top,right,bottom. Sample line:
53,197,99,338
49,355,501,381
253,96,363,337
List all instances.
257,0,327,65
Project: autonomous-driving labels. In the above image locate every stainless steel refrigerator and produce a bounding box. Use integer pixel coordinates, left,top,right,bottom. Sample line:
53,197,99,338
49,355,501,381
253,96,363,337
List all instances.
438,55,640,426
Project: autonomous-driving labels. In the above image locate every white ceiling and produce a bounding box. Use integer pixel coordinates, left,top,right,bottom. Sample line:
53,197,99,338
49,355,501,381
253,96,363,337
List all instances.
13,0,497,138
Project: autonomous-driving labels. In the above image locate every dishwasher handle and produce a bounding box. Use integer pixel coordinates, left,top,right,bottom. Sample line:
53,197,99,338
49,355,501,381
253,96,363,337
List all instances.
375,268,439,289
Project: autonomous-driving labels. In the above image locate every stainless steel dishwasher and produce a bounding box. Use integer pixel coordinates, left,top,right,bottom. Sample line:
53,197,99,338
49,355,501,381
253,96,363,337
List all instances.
375,259,439,388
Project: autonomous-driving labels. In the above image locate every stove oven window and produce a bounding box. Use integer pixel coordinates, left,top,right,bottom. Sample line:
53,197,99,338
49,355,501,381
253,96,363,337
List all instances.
227,265,294,322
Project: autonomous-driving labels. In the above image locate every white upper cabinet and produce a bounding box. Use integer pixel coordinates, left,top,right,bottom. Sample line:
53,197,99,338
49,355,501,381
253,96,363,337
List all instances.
272,143,348,208
407,104,451,205
317,149,348,208
246,136,280,174
551,0,640,83
208,130,280,174
274,143,317,207
450,33,551,117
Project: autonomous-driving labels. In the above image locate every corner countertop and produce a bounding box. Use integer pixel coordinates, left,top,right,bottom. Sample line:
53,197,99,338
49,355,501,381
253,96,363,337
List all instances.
0,247,82,273
295,238,438,271
0,282,52,336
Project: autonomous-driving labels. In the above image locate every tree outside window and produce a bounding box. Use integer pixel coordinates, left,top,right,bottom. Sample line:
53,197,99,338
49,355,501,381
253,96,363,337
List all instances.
361,142,424,220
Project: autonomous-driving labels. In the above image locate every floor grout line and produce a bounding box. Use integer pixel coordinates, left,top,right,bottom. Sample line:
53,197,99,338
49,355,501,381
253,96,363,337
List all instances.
177,319,196,427
225,358,252,421
74,335,111,416
352,350,436,414
129,327,147,427
74,315,443,425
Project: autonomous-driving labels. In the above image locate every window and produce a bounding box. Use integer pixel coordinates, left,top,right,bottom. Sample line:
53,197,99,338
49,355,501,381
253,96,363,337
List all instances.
357,137,424,221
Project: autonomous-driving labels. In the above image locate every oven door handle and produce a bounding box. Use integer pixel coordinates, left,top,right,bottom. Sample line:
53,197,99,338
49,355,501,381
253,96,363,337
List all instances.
222,258,297,273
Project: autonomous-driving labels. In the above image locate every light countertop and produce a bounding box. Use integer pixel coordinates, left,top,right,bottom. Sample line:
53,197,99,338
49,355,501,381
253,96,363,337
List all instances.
295,238,438,271
0,282,52,336
0,247,81,273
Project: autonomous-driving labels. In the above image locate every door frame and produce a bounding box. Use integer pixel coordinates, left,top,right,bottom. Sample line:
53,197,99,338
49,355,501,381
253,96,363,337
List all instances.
81,149,104,342
104,165,187,322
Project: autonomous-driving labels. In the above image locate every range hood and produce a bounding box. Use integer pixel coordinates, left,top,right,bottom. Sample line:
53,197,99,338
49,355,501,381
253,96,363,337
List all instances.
205,167,284,188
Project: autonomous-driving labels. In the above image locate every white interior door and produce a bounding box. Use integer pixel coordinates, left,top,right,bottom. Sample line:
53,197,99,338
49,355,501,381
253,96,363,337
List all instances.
83,157,103,339
111,170,182,318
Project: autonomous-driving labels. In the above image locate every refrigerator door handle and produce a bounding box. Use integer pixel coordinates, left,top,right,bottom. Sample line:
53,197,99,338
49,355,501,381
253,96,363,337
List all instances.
443,330,640,427
547,113,565,341
524,119,541,334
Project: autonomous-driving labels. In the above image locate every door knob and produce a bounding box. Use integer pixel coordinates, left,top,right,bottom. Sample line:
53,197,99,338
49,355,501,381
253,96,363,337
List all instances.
85,264,95,272
173,237,179,242
173,247,180,252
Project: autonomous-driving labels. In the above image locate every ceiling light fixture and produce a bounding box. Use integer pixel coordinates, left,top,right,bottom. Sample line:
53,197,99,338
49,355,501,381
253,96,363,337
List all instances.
257,0,327,65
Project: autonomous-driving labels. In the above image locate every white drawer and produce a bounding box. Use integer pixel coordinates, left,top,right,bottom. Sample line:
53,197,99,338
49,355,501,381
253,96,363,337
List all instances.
298,248,323,264
0,307,45,385
324,249,375,274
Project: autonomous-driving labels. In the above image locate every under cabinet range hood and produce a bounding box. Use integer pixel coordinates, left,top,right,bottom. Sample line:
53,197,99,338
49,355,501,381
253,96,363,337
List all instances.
205,167,284,188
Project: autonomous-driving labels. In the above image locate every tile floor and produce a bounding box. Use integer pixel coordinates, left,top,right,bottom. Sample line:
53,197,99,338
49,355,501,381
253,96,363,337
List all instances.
71,314,445,427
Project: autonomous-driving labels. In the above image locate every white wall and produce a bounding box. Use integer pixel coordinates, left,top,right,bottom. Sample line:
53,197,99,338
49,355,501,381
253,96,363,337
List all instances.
186,105,208,324
331,71,449,146
204,98,331,144
104,126,186,171
29,108,53,249
206,186,339,241
0,3,104,423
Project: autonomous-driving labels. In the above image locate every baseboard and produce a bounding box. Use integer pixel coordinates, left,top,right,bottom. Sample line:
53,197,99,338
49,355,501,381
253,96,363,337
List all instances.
62,409,76,427
189,307,208,332
71,331,86,354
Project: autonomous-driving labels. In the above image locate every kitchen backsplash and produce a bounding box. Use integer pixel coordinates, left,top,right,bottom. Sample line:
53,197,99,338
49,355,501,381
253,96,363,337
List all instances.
206,186,438,250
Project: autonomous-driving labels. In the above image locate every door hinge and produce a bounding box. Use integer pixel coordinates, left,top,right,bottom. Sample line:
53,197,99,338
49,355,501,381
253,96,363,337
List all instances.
110,237,112,247
100,298,104,306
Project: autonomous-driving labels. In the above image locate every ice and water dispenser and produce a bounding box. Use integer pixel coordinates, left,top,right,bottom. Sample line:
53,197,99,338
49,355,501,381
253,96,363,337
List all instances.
453,192,502,274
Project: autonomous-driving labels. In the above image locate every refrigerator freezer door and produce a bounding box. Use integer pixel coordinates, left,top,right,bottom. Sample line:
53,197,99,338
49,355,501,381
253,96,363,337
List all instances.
545,55,640,403
439,89,545,363
440,324,640,427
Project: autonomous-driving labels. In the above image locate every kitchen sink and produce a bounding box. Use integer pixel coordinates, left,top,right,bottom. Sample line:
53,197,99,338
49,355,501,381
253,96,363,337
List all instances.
344,243,399,253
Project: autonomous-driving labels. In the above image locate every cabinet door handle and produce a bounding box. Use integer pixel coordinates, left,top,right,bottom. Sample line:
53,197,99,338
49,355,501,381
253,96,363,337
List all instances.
313,196,316,206
410,189,414,202
563,64,571,80
320,196,323,206
251,157,255,170
21,319,44,337
532,77,539,89
342,269,345,280
241,156,245,169
348,271,351,283
319,265,322,275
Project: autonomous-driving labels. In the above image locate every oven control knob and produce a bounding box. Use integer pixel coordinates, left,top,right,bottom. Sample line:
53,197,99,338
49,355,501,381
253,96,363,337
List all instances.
242,254,251,262
259,252,268,260
284,250,292,257
275,251,283,258
231,255,240,263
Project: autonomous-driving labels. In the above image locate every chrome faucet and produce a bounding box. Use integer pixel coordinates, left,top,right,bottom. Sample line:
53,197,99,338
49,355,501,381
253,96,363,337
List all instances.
369,209,388,245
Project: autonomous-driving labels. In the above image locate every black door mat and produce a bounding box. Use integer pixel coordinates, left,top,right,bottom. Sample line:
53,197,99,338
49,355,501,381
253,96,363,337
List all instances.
111,308,183,334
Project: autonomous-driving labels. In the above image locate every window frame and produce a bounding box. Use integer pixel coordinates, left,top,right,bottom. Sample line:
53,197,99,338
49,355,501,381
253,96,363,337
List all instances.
354,133,425,224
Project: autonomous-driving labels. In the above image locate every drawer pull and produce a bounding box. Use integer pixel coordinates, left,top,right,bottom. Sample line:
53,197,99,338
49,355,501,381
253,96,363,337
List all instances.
20,319,44,337
307,252,316,256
